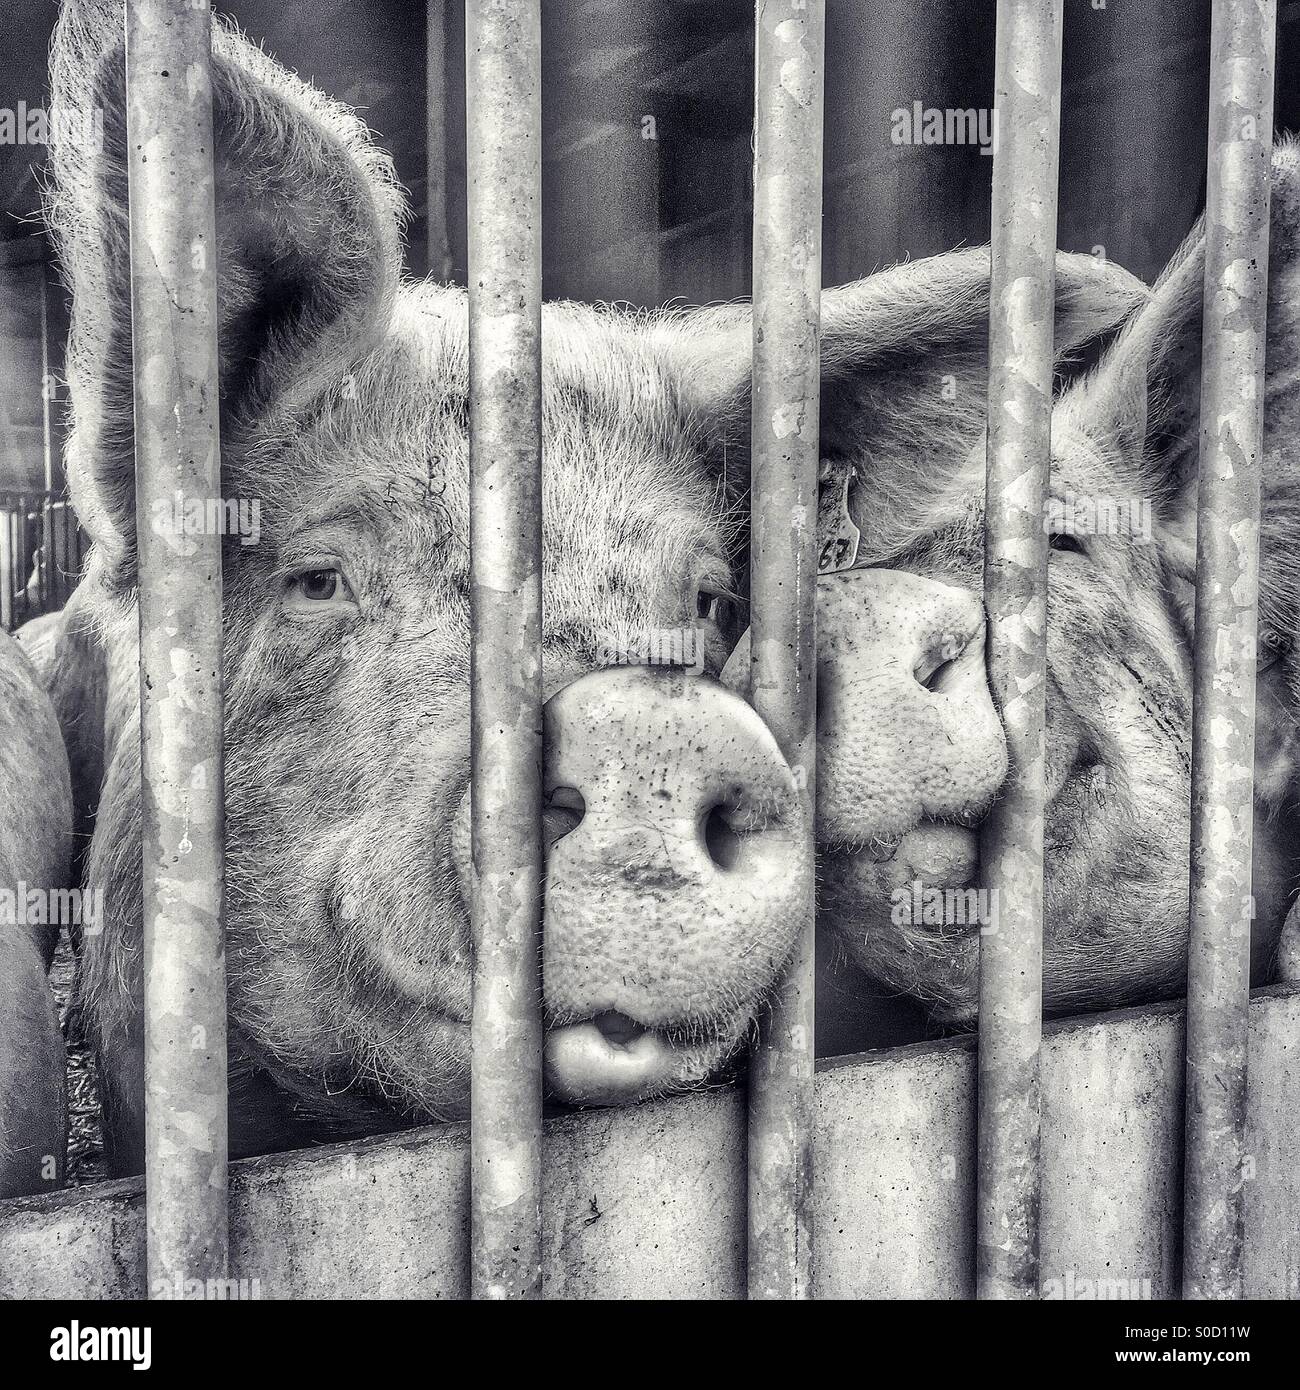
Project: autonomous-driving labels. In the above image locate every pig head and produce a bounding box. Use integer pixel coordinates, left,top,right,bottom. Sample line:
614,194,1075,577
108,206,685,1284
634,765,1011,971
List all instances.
751,144,1300,1032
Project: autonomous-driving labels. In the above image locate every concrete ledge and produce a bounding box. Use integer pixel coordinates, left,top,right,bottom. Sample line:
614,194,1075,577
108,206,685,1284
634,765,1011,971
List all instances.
2,986,1298,1298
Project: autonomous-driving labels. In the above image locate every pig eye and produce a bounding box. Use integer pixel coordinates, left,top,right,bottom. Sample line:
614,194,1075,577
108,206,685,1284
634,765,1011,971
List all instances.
1259,630,1292,672
285,566,355,610
1049,531,1087,556
302,570,339,600
696,589,728,624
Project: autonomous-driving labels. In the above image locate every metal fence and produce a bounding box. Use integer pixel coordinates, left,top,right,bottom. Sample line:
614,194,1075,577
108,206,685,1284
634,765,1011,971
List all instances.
119,0,1277,1301
0,489,84,631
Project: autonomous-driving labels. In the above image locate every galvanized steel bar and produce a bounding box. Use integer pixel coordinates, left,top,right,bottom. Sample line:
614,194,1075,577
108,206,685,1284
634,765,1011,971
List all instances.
465,0,545,1302
1183,0,1276,1302
125,0,228,1297
426,0,453,282
977,0,1063,1301
0,508,13,631
39,269,58,606
746,0,824,1303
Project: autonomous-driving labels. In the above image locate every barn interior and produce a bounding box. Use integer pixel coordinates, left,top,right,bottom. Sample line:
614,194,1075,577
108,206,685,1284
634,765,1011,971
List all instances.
8,0,1299,505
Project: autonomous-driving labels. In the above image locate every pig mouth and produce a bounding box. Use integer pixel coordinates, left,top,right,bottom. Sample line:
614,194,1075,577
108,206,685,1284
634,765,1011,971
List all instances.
817,755,1122,1024
841,819,984,938
833,754,1110,941
544,1009,730,1107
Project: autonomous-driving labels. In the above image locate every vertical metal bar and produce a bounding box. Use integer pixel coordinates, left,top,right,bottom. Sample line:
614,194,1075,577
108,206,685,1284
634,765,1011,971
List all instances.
977,0,1063,1301
465,0,545,1302
746,0,824,1302
1,505,12,631
427,0,453,282
125,0,228,1298
1184,0,1275,1302
39,269,58,609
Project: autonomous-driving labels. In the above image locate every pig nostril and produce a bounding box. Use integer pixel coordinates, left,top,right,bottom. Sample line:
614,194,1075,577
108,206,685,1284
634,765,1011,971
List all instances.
914,632,967,692
544,785,586,843
702,805,743,870
918,659,951,693
591,1011,646,1047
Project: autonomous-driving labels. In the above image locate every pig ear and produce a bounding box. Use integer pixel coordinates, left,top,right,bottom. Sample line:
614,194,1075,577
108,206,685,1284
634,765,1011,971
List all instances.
47,0,406,587
1060,140,1300,579
815,248,1148,476
670,248,1148,505
1055,232,1207,560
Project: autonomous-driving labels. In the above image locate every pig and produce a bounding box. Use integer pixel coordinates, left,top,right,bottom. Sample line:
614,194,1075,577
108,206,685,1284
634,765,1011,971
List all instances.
46,1,1146,1171
0,627,73,1197
13,610,63,676
800,142,1300,1032
18,597,109,884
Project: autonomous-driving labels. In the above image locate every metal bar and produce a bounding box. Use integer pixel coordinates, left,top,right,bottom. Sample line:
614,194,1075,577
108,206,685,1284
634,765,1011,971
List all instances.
427,0,453,282
125,0,229,1298
977,0,1063,1301
39,268,58,608
1183,0,1276,1302
1,506,12,631
746,0,824,1302
465,0,545,1302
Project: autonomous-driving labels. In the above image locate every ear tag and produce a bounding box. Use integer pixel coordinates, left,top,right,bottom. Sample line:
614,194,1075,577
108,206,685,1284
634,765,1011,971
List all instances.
817,457,861,574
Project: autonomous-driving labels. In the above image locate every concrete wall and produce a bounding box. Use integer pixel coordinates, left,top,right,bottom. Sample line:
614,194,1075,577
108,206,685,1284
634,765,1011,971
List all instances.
2,986,1297,1299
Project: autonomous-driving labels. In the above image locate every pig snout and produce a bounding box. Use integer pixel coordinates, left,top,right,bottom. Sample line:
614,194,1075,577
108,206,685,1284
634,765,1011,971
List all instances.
815,569,1008,844
726,569,1008,848
540,666,809,1105
449,665,809,1105
720,568,1009,1022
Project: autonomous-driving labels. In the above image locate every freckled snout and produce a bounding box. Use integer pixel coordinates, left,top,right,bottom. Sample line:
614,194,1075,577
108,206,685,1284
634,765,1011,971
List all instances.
540,666,809,1105
724,568,1008,847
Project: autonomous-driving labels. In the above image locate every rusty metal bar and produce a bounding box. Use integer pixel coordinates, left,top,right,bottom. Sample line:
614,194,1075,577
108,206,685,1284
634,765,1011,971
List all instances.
1183,0,1276,1302
746,0,824,1302
465,0,545,1302
124,0,228,1297
977,0,1063,1301
427,0,453,282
